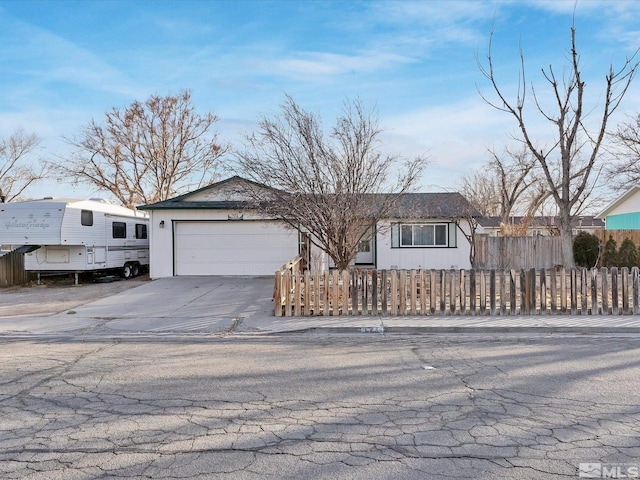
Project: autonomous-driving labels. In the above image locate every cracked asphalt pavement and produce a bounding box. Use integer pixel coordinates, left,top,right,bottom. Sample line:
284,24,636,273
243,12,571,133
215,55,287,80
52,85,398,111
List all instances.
1,334,640,479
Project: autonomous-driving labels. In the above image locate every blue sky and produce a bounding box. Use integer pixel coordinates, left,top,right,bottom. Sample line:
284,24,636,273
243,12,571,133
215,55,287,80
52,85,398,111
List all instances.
1,0,640,200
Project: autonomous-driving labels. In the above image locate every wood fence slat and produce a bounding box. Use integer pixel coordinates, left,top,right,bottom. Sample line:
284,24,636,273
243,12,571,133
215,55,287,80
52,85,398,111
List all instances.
479,270,487,316
469,269,476,315
341,270,349,315
528,268,535,314
323,271,330,316
372,270,378,316
429,270,436,315
274,270,283,317
509,269,517,315
420,270,427,314
602,267,609,314
612,267,619,315
410,270,417,315
291,272,302,317
314,271,321,315
351,270,358,316
540,269,547,314
391,270,398,315
622,267,630,315
520,270,527,315
591,268,598,315
381,270,388,315
489,270,496,316
570,268,577,315
560,268,567,314
550,269,557,314
439,270,446,314
450,269,457,314
499,270,506,316
362,270,369,316
284,271,292,317
460,269,467,315
399,270,407,315
330,270,339,316
633,267,640,315
580,268,587,315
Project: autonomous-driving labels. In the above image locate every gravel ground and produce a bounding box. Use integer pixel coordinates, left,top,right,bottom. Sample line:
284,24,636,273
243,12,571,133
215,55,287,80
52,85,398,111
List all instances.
0,274,150,317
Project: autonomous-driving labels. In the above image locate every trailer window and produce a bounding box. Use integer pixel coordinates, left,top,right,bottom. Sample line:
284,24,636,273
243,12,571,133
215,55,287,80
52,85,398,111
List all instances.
112,222,127,238
81,210,93,226
135,223,147,239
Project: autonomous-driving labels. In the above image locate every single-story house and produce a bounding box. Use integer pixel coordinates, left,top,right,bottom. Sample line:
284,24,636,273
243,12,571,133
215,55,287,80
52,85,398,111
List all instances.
139,176,479,278
596,185,640,230
478,215,605,236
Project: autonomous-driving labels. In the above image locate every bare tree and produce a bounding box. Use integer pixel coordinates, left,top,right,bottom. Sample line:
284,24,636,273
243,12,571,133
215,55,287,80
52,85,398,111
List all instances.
52,90,225,208
461,145,548,227
0,129,47,202
233,95,429,271
479,25,638,267
608,113,640,188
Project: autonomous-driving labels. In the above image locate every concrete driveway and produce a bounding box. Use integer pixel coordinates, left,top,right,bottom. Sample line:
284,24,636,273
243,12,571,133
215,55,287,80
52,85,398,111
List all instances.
0,276,275,335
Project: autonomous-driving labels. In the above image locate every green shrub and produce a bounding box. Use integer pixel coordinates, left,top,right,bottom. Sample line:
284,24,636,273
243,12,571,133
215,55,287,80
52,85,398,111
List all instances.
573,232,600,268
617,238,638,268
602,236,618,268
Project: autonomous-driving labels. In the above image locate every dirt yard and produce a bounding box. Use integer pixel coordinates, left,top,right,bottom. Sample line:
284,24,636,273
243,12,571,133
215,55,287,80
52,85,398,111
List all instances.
0,274,151,317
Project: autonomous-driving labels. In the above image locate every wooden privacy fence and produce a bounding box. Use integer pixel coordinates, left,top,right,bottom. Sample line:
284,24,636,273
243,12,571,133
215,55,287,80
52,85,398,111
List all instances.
274,267,640,317
593,229,640,246
0,251,32,287
475,235,564,270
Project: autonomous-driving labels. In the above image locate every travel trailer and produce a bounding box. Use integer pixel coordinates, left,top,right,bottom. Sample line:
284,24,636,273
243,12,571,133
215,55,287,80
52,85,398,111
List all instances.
0,198,149,281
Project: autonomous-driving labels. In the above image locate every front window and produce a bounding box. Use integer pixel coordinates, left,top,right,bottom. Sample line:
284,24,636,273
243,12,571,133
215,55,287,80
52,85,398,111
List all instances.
400,223,449,247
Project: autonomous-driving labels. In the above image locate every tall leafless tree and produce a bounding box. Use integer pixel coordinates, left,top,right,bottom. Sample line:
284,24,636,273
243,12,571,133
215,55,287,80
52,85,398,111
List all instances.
52,90,225,208
479,26,638,267
233,95,429,271
461,146,548,227
0,129,47,202
608,113,640,189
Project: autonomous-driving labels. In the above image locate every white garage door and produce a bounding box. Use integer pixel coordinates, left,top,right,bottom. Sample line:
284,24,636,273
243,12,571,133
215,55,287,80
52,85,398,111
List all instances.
174,221,299,276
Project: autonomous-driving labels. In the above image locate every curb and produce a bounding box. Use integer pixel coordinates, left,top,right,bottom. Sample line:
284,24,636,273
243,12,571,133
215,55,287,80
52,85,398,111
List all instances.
260,326,640,335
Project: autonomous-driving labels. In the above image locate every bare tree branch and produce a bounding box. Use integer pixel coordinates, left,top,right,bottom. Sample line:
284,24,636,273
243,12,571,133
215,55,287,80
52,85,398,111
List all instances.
0,129,47,202
233,95,429,271
50,90,226,208
478,24,639,267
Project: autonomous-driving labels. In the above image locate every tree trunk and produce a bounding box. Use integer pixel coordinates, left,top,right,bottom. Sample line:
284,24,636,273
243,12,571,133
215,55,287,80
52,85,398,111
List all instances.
559,211,575,268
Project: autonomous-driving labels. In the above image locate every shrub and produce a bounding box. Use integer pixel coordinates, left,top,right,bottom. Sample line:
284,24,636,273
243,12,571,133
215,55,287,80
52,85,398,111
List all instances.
601,236,618,268
617,238,638,268
573,232,601,268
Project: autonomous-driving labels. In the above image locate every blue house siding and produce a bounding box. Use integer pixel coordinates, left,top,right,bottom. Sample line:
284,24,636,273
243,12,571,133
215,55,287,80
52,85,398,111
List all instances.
606,212,640,230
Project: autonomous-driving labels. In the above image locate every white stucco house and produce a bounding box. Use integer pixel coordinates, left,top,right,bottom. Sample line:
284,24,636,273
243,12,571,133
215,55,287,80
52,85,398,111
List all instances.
138,176,479,278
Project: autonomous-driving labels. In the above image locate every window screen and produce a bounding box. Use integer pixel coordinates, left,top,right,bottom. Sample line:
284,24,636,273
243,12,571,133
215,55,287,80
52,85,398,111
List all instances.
135,223,147,239
112,222,126,238
81,210,93,226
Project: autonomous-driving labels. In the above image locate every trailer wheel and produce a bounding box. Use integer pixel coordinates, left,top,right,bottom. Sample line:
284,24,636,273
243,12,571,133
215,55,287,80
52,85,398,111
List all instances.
132,263,140,277
122,263,132,279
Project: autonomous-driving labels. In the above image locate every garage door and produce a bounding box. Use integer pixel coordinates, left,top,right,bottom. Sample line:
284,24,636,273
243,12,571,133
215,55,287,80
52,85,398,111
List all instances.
174,221,299,276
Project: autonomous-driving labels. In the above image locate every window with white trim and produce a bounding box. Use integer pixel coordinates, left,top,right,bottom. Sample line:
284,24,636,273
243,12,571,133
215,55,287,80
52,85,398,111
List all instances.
391,223,456,248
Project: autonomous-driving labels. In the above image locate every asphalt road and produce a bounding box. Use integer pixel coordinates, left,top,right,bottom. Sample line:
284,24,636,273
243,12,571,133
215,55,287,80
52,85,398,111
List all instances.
2,334,640,479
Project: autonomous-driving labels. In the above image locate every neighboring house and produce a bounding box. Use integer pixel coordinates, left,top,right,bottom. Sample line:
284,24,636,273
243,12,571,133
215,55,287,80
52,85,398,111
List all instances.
478,216,605,236
139,176,479,278
597,185,640,230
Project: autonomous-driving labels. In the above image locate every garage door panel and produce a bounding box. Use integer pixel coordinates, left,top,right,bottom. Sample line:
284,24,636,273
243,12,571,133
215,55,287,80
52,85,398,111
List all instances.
174,221,298,276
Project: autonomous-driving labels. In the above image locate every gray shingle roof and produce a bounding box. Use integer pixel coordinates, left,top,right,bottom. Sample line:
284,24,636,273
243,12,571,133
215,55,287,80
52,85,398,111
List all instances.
138,177,478,219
